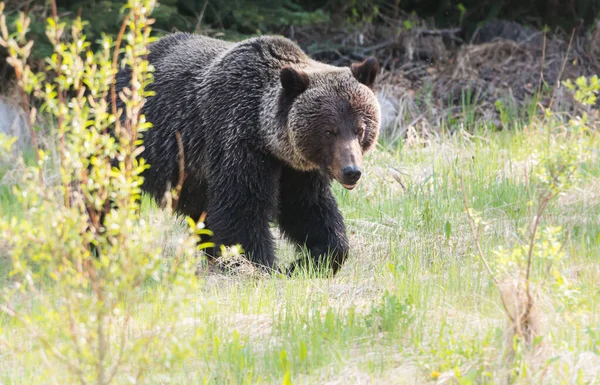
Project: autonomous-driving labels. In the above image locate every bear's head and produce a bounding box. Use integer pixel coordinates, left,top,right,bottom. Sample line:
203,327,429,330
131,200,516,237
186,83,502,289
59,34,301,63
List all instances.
279,57,381,190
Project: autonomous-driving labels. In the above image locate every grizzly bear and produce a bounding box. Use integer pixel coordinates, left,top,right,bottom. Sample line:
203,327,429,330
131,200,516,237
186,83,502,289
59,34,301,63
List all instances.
113,32,381,275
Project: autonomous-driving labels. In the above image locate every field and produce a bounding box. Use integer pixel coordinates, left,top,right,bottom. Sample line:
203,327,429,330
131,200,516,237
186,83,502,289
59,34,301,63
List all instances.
2,120,599,384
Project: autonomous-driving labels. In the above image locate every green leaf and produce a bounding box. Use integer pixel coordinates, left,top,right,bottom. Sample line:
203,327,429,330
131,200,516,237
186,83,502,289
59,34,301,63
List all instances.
0,133,17,152
279,349,289,372
298,341,307,363
444,220,452,240
282,371,293,385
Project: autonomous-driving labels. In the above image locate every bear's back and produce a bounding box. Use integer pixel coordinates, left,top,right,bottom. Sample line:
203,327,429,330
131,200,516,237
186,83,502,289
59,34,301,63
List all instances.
148,33,234,78
112,33,232,115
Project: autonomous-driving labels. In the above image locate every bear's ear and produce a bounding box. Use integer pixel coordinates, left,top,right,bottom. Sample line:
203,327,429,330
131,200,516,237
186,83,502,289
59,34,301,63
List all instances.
351,57,379,89
280,66,309,96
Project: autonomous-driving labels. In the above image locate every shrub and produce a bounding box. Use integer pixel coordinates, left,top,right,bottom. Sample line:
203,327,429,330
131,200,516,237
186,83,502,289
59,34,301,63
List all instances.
0,0,207,383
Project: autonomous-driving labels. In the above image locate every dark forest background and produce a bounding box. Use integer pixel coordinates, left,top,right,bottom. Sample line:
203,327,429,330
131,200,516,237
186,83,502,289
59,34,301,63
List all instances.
1,0,599,130
2,0,599,60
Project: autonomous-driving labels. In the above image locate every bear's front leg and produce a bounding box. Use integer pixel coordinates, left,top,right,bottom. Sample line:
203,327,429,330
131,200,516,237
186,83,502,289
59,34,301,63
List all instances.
278,166,349,276
203,150,281,271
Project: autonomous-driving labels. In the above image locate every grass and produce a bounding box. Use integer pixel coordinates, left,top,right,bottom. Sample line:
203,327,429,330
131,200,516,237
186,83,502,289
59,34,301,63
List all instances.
1,122,600,384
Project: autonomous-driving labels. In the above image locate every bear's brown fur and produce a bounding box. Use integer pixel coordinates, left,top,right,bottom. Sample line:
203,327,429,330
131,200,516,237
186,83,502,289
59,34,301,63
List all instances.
113,32,381,274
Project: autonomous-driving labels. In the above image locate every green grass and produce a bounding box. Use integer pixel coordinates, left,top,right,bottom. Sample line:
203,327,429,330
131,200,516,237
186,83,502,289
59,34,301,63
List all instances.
0,146,38,219
1,125,600,384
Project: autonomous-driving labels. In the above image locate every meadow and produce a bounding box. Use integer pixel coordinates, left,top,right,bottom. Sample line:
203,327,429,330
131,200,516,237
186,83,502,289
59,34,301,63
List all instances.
2,119,599,384
0,1,599,383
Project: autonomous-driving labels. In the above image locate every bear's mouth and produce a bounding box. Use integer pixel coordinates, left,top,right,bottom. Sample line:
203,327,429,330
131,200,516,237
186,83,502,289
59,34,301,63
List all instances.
325,168,358,191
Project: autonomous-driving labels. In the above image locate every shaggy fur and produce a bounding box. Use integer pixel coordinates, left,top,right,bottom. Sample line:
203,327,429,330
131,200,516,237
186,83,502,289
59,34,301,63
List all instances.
112,32,381,274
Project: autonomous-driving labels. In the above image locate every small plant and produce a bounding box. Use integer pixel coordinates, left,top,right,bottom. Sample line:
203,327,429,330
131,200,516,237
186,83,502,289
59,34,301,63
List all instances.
563,75,599,106
495,99,521,130
345,0,380,27
563,75,599,135
0,133,17,162
366,291,415,333
0,1,205,383
457,3,467,26
461,74,597,381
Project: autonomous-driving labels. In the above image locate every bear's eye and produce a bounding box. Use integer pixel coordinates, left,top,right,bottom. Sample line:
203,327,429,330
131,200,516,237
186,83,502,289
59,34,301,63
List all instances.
325,130,335,137
355,124,365,138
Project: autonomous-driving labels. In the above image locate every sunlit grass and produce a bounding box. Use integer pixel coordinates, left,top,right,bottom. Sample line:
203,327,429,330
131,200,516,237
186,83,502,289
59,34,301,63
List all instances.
1,123,600,384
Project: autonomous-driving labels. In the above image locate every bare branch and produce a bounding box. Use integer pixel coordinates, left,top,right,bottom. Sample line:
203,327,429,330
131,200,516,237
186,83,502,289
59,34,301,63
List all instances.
50,0,71,208
172,131,185,210
460,172,515,322
106,315,130,384
110,13,131,132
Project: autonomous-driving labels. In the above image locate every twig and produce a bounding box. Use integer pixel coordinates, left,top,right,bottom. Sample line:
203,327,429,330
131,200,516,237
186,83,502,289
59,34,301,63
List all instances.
361,38,396,53
86,255,109,385
459,172,515,322
2,10,44,185
0,304,88,383
460,175,499,285
516,185,559,342
418,27,464,43
389,114,424,146
16,69,43,185
548,27,575,111
106,315,130,385
110,13,131,129
172,131,185,210
194,0,209,33
65,297,87,385
388,167,407,191
50,0,70,208
529,31,547,120
524,194,552,284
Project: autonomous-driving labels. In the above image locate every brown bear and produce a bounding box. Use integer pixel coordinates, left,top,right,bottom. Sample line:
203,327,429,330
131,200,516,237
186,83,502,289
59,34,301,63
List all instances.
113,32,381,275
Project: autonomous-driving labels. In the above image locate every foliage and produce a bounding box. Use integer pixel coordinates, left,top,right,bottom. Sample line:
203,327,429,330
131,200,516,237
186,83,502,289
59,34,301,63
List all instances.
344,0,380,26
0,0,328,62
1,97,600,384
1,0,597,66
563,75,599,106
0,1,598,384
462,74,598,382
189,0,328,34
0,133,16,161
0,0,205,383
365,290,415,333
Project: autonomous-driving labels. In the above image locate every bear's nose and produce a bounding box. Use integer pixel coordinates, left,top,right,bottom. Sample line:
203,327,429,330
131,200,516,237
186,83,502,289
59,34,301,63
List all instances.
342,165,362,185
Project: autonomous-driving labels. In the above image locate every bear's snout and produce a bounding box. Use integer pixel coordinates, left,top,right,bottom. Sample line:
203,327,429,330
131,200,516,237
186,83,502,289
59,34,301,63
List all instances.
341,165,362,189
331,138,363,190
